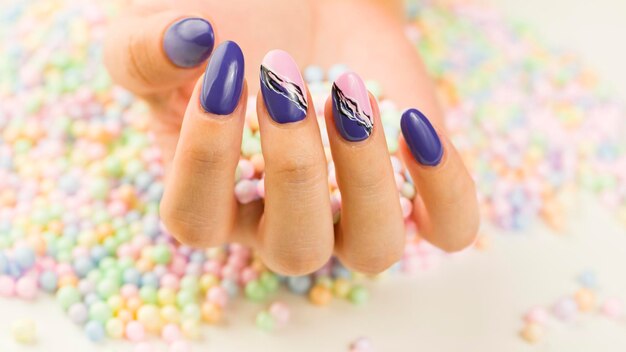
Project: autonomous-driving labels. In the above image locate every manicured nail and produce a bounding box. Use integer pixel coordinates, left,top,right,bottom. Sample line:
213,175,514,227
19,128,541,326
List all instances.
200,41,245,115
331,72,374,142
163,17,215,68
260,50,308,123
400,108,443,166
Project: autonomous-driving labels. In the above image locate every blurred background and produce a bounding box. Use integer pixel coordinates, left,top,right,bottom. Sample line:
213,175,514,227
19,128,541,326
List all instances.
0,0,625,351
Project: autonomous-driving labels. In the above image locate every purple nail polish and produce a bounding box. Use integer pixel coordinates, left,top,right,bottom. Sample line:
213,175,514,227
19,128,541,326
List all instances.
163,17,215,68
260,50,308,123
200,41,245,115
331,72,374,142
400,108,443,166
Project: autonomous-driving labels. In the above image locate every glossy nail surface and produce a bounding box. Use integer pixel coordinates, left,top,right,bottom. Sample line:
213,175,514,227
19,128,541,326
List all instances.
260,50,308,123
331,72,374,142
200,41,245,115
400,108,443,166
163,17,215,68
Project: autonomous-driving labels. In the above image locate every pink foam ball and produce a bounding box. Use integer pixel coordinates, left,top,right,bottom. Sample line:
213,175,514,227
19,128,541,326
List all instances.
237,159,255,180
206,286,229,307
0,276,16,297
524,307,549,325
394,172,404,190
161,323,182,344
226,254,247,269
203,261,222,276
269,302,290,326
169,256,188,276
120,284,139,298
235,179,258,204
602,298,623,319
56,263,73,276
133,342,153,352
161,274,180,290
400,197,413,219
15,276,37,300
239,268,258,285
220,265,239,281
170,340,191,352
125,321,145,342
350,337,372,352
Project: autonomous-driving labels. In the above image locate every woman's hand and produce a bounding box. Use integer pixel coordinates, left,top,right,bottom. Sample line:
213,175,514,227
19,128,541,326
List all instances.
104,0,479,275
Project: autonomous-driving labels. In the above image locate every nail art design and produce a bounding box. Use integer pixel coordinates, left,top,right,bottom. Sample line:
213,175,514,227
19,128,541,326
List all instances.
163,17,215,68
200,41,245,115
331,72,373,142
400,108,443,166
260,50,308,123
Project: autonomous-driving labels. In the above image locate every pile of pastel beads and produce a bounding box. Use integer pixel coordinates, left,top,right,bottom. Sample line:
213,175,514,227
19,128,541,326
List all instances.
520,271,624,344
1,0,626,346
407,0,626,231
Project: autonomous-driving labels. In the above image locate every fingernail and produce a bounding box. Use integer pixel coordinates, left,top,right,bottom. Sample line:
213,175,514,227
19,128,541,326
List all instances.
163,17,215,68
331,72,374,142
400,108,443,166
200,41,245,115
260,50,308,123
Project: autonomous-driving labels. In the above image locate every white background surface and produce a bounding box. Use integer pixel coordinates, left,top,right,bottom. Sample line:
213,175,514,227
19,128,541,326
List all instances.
2,0,626,351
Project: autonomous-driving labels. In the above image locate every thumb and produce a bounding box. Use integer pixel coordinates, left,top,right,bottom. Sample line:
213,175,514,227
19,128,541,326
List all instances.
104,11,215,96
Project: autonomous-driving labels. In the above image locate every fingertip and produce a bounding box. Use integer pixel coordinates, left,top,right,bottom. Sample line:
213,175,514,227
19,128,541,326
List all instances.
163,17,215,68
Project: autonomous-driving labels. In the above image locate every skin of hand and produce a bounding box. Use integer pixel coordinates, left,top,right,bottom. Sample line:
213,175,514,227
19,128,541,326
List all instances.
104,0,479,275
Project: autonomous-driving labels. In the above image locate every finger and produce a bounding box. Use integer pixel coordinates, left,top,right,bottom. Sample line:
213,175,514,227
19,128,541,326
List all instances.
256,50,334,275
104,9,215,96
160,41,246,248
400,108,479,252
323,72,405,274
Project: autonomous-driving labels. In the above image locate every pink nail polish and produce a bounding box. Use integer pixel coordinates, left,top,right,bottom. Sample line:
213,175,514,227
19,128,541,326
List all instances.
331,72,374,141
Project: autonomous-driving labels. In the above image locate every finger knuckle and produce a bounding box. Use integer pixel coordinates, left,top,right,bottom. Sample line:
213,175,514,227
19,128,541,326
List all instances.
124,29,162,89
181,144,231,175
272,154,323,186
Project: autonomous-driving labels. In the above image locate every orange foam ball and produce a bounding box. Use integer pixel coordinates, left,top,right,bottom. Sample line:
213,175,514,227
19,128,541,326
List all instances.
309,285,333,306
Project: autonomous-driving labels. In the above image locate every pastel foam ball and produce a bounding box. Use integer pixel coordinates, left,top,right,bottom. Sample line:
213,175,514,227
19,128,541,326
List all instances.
68,303,89,325
13,247,36,270
309,285,332,306
137,304,162,332
181,320,201,340
162,323,182,344
84,320,106,342
105,318,125,339
519,323,544,344
15,276,37,300
201,302,222,324
0,275,16,297
349,337,372,352
552,297,578,321
170,340,191,352
574,288,596,312
268,301,290,326
125,321,145,342
348,285,369,305
38,270,58,292
286,276,312,295
56,286,81,310
524,307,549,325
255,311,275,332
602,298,624,319
89,301,113,323
11,318,37,344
